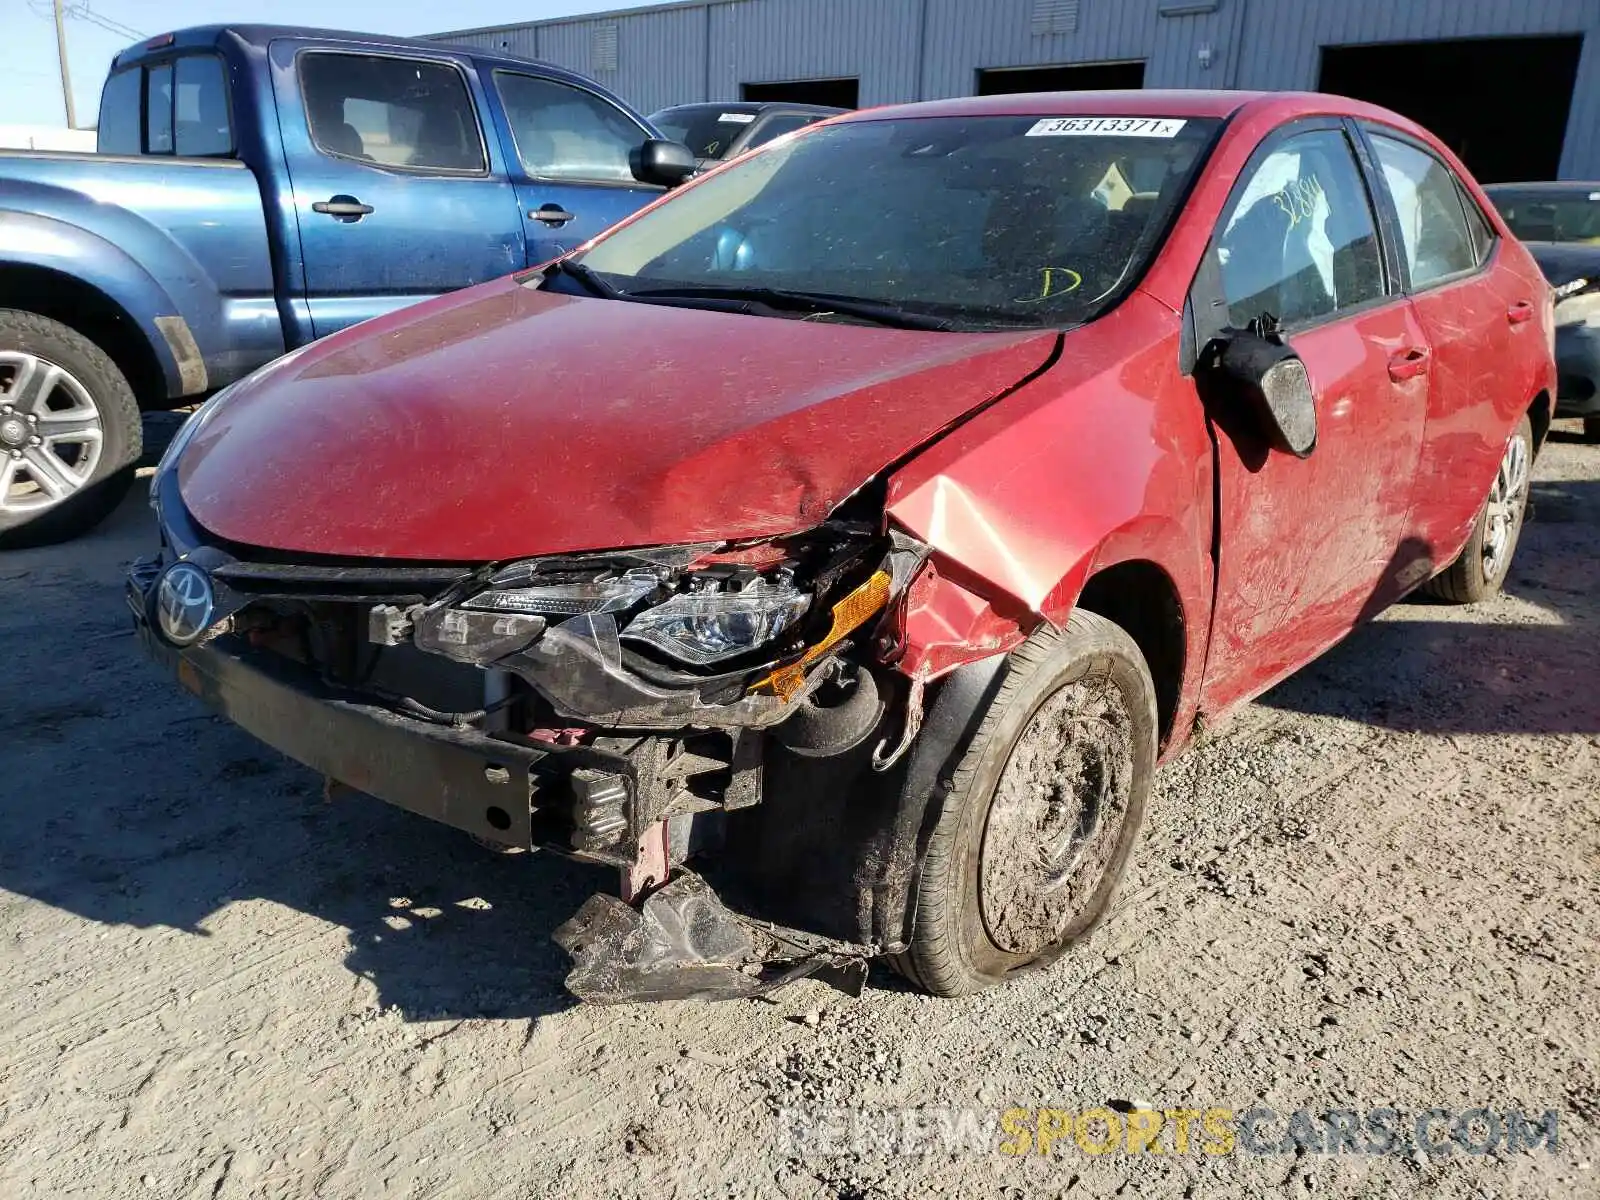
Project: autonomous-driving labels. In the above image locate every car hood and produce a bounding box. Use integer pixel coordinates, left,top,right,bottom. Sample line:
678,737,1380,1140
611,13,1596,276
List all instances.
178,278,1058,561
1522,240,1600,287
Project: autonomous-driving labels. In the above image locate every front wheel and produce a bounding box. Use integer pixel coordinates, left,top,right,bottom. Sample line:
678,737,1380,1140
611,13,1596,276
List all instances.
0,310,141,550
893,611,1158,997
1422,414,1533,604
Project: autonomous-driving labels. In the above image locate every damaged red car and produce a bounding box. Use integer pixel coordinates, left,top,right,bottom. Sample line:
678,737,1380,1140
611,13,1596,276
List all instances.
130,91,1555,1002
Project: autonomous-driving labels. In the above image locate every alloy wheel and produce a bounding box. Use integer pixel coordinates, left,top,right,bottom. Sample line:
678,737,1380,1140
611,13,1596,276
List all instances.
1481,430,1530,582
978,669,1135,957
0,351,105,518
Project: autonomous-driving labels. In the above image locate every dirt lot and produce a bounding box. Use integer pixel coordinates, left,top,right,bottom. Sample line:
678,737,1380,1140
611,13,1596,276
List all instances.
2,421,1597,1199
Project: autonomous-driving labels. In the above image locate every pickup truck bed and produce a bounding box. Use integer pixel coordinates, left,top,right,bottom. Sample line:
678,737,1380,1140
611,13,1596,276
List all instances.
0,150,284,396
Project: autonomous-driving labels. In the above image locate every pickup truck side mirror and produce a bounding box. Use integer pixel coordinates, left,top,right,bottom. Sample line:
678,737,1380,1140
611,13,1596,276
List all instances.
631,139,697,188
1201,328,1318,458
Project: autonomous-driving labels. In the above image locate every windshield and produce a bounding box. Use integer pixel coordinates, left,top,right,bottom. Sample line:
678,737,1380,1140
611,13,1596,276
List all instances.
1488,188,1600,243
574,114,1220,330
651,106,760,159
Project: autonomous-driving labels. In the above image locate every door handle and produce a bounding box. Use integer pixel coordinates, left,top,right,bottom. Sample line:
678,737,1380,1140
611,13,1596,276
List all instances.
531,204,576,226
312,196,374,221
1507,299,1535,325
1387,346,1430,382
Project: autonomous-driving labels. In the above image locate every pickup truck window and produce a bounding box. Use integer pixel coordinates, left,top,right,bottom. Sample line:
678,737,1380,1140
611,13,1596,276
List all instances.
146,64,174,155
301,53,487,174
174,55,232,156
97,68,141,154
493,71,645,183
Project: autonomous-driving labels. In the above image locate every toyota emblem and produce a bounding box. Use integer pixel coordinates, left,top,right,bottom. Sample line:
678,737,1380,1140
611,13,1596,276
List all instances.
154,562,216,647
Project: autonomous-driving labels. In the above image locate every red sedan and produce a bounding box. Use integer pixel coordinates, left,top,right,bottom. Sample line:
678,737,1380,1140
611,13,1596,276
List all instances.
131,90,1555,1002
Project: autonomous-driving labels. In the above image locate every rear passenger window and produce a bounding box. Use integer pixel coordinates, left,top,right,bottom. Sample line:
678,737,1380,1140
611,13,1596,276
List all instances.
97,68,141,154
174,55,232,156
1456,183,1496,266
493,72,647,183
1368,133,1480,287
146,64,174,155
1213,128,1386,330
301,53,486,173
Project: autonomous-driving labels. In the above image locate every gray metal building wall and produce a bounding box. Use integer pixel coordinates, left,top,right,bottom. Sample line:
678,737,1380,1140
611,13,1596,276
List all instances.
434,0,1600,175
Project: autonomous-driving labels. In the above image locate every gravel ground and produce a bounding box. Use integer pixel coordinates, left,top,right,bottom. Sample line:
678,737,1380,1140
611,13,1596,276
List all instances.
1,420,1596,1199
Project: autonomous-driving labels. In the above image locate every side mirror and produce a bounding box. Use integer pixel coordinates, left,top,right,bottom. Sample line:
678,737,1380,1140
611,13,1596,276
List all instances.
1203,329,1318,458
631,139,697,188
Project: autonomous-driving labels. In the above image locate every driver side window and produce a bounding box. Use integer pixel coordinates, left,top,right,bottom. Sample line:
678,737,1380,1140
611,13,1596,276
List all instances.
1213,128,1385,330
493,72,648,183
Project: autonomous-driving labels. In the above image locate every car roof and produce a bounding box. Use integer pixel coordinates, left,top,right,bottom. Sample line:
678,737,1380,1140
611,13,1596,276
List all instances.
112,24,570,78
839,89,1419,126
842,90,1259,122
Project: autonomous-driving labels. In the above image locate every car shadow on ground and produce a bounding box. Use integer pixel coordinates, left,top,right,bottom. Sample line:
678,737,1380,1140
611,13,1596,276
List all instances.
1259,477,1600,735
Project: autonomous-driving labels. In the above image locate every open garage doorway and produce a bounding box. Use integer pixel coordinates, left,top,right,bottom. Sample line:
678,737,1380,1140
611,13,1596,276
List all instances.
977,60,1145,95
741,78,858,108
1319,36,1582,183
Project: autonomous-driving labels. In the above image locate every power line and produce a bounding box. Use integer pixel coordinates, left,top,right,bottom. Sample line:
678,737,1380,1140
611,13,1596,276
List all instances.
66,3,147,41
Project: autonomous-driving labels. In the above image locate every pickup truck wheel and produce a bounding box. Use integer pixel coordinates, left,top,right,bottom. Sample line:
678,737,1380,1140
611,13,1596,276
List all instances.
1421,414,1532,604
0,310,140,549
893,611,1157,997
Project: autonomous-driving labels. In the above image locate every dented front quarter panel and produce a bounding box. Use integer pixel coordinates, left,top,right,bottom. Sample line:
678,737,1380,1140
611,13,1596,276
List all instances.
885,292,1215,748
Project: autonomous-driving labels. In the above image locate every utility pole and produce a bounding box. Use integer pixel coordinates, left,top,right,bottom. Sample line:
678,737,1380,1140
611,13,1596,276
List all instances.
53,0,78,129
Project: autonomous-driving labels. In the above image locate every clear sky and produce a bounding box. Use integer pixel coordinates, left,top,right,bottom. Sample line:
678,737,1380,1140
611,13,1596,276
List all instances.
1,0,680,128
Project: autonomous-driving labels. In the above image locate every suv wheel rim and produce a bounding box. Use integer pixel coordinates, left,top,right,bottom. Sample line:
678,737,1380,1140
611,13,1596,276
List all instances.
0,351,104,516
978,669,1134,957
1481,431,1529,582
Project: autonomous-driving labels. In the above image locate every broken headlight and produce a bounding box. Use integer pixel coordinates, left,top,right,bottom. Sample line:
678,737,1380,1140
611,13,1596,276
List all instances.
460,564,662,616
620,576,810,666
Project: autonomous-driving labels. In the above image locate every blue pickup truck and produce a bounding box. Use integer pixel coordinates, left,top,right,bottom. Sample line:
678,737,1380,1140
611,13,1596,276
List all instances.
0,25,694,546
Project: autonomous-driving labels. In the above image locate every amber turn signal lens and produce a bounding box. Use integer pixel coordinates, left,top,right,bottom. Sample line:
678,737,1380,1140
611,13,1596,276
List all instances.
758,569,892,701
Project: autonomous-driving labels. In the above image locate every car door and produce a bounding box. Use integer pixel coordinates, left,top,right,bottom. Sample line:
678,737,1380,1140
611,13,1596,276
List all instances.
484,70,664,265
1359,125,1539,570
1192,120,1431,712
271,42,526,339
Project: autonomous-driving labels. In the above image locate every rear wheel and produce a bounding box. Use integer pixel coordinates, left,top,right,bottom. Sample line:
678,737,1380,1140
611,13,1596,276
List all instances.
0,310,140,550
1422,414,1532,604
894,611,1157,997
1583,416,1600,444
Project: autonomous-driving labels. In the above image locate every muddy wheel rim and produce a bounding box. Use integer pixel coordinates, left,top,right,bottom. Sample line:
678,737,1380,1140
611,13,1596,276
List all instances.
979,668,1134,957
1481,430,1530,582
0,351,104,517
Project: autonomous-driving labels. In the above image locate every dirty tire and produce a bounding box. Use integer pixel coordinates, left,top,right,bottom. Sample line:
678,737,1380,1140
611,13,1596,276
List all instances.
0,310,140,550
893,611,1158,997
1583,416,1600,444
1422,414,1533,604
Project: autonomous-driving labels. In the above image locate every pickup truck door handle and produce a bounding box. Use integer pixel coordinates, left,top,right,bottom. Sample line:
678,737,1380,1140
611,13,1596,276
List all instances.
1506,299,1536,325
1387,346,1430,382
312,196,374,221
531,204,576,226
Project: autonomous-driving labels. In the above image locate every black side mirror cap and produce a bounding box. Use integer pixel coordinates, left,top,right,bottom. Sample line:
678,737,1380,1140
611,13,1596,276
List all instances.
631,139,698,188
1205,329,1318,458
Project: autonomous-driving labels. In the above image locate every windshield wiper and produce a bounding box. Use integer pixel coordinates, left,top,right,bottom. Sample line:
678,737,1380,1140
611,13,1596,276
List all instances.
625,285,956,331
542,258,621,299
